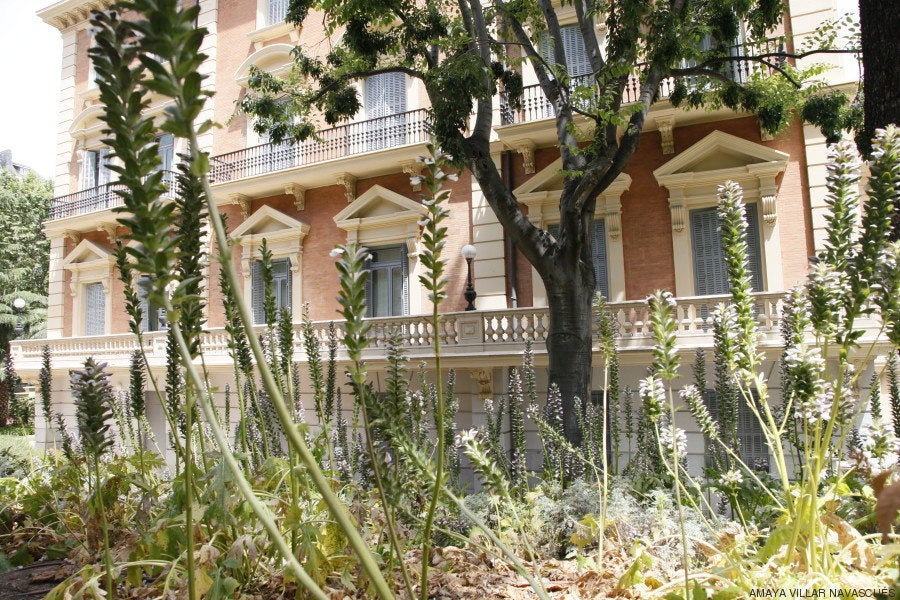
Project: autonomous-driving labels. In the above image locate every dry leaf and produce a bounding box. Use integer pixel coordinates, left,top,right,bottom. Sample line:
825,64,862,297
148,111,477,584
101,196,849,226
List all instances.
875,477,900,542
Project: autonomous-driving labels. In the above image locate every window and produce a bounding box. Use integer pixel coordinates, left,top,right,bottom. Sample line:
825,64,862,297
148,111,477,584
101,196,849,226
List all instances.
251,258,292,324
267,0,288,25
137,276,167,332
365,72,407,151
704,388,770,471
365,246,408,318
84,282,106,336
82,148,112,190
155,134,176,189
539,25,591,78
690,203,763,296
549,219,609,300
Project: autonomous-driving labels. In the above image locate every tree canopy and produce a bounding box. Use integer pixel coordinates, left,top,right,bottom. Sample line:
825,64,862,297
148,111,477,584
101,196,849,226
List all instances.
243,0,857,442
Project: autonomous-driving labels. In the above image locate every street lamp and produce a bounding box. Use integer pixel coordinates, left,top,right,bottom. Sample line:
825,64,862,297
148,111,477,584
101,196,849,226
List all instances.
12,297,25,338
461,244,477,311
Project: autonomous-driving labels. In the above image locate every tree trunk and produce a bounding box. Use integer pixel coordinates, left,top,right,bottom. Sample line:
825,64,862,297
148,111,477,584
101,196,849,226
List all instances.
543,253,595,446
858,0,900,237
0,372,8,427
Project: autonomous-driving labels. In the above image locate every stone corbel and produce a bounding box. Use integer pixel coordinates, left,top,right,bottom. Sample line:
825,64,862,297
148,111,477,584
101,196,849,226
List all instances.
97,223,117,243
669,201,686,234
515,141,536,175
288,253,301,273
470,368,493,400
401,161,422,191
655,115,676,155
64,230,81,244
336,173,357,203
405,236,419,258
228,193,251,219
285,184,305,211
605,200,623,240
761,194,777,225
760,125,775,142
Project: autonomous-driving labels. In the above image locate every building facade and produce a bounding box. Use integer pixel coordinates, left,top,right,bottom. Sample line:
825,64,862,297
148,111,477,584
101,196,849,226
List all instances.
13,0,886,475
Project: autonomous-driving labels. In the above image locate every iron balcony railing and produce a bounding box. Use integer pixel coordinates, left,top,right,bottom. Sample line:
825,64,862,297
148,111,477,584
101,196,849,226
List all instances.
48,170,178,220
500,38,785,125
209,108,431,184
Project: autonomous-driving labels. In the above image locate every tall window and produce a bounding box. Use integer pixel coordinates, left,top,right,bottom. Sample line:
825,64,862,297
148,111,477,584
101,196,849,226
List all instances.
267,0,288,25
137,276,167,332
690,203,763,296
84,282,106,336
251,258,292,324
365,246,408,318
156,134,175,189
549,219,609,300
539,24,591,78
365,72,407,151
82,148,112,190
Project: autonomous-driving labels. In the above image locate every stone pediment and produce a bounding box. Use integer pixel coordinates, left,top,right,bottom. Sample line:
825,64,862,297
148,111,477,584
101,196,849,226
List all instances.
334,185,426,246
62,239,112,268
653,130,788,188
232,205,310,240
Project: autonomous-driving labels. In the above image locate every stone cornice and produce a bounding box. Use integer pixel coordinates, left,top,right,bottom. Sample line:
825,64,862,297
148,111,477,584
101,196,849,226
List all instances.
38,0,114,31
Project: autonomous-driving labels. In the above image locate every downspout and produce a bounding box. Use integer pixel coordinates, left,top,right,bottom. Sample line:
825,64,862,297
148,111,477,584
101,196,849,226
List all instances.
502,150,518,308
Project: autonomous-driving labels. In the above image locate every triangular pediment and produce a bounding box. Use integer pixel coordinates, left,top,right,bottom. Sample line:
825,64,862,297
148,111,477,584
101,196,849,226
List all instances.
334,185,426,223
232,205,308,238
654,130,788,185
514,158,632,199
62,239,112,268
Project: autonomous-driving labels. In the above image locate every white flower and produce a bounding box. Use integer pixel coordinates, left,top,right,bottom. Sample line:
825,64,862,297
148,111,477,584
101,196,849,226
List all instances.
446,172,459,182
639,375,665,421
455,428,478,448
409,175,422,186
719,469,744,488
679,384,702,404
329,247,344,258
660,425,687,459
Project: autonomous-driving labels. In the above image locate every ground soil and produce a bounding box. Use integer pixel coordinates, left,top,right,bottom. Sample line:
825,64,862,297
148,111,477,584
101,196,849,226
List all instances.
0,560,74,599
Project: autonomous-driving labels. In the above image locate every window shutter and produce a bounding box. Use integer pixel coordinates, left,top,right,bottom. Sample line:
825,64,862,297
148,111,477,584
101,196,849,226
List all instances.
539,32,556,67
364,253,374,318
738,390,769,470
691,207,728,296
97,148,112,186
592,219,609,299
82,151,98,190
561,25,590,77
137,277,150,332
267,0,288,25
157,134,175,173
691,203,764,296
85,282,106,336
271,258,292,316
744,203,763,292
251,260,265,324
400,243,409,316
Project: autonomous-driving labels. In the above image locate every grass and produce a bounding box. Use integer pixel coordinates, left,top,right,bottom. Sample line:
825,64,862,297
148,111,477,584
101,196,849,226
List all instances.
0,425,35,462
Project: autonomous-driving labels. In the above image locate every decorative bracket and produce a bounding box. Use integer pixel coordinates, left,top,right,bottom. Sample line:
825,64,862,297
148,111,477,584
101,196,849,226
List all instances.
64,230,81,244
470,368,493,400
604,200,623,240
401,161,422,191
654,115,676,155
336,173,357,203
761,194,777,225
228,193,251,219
285,184,305,211
405,236,419,258
670,202,686,233
760,125,775,142
515,141,536,175
97,224,118,243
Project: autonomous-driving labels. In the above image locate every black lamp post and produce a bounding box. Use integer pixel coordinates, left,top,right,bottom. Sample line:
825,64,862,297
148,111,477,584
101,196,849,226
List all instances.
12,297,25,338
461,244,477,311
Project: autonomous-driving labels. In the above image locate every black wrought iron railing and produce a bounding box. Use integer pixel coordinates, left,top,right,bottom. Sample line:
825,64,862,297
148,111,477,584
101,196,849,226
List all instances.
500,38,785,126
209,108,431,184
49,170,178,220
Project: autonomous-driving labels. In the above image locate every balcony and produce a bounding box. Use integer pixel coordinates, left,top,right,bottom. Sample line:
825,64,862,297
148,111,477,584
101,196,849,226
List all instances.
499,39,785,126
14,291,881,374
209,108,431,186
48,170,178,221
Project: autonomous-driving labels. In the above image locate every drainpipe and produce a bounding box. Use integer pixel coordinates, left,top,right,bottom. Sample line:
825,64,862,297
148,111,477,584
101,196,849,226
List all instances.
501,150,518,308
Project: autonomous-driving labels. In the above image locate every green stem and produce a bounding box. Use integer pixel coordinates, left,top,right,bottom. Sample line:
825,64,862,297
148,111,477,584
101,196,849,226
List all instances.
95,463,115,600
184,383,197,600
188,130,394,600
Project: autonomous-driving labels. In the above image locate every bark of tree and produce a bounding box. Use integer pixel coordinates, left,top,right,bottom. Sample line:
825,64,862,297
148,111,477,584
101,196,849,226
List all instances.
858,0,900,237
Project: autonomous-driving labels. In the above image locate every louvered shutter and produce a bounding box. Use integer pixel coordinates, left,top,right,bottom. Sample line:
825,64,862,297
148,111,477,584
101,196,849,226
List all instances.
592,219,609,299
691,203,763,296
399,244,409,316
267,0,288,25
97,148,112,186
549,222,608,297
137,276,150,332
738,391,769,470
85,282,106,336
251,260,265,324
364,253,374,318
366,73,407,150
82,151,98,190
157,134,175,173
561,25,590,77
272,259,292,316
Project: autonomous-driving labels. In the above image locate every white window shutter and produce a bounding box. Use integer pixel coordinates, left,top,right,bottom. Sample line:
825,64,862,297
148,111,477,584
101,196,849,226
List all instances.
691,203,763,296
561,25,590,77
267,0,288,25
82,151,98,190
85,282,106,336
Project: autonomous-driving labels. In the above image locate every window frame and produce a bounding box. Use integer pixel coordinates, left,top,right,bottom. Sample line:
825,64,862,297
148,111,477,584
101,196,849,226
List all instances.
364,245,409,318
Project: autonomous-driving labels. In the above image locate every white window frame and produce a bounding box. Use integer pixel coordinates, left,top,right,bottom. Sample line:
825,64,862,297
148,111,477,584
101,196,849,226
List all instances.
653,130,789,297
62,239,115,337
